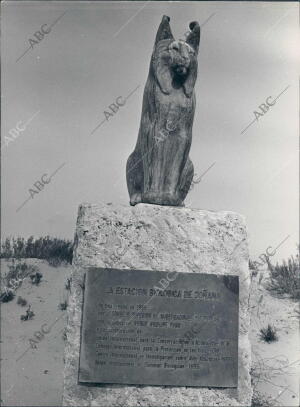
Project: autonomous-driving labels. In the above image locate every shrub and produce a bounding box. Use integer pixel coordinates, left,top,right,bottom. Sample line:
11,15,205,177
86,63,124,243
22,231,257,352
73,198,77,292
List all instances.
30,272,43,285
1,236,73,266
17,296,27,306
2,237,13,257
0,288,15,303
0,261,39,303
267,248,300,299
59,300,68,310
259,324,278,343
4,260,37,291
20,305,35,321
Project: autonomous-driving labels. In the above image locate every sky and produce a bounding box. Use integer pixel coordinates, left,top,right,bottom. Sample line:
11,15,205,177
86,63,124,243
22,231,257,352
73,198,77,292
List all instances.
1,1,299,263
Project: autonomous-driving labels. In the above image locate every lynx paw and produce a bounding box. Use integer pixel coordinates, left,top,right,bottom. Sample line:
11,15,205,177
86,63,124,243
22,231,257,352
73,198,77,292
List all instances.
130,193,142,206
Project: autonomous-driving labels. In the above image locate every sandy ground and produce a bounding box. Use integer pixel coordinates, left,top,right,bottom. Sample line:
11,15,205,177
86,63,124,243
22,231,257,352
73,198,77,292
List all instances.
1,259,299,406
249,268,300,407
1,259,72,407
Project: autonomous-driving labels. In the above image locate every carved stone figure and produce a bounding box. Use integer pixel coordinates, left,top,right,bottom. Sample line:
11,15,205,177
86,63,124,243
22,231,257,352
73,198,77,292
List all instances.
126,15,200,206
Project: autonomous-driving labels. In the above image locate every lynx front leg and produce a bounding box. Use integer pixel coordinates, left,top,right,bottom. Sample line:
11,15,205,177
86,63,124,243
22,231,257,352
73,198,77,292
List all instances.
179,157,194,204
126,150,144,206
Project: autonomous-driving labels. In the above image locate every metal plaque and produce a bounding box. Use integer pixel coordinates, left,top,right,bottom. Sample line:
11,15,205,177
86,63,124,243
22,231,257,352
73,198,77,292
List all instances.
79,268,239,387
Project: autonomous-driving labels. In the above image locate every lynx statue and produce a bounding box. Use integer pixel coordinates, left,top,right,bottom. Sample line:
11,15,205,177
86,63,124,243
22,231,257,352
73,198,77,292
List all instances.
126,15,200,206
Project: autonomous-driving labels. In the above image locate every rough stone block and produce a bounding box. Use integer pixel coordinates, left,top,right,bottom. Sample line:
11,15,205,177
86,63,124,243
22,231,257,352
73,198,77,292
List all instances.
63,203,252,406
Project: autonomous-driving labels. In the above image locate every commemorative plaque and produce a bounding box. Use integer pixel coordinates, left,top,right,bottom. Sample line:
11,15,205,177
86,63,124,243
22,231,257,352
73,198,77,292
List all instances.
79,268,239,388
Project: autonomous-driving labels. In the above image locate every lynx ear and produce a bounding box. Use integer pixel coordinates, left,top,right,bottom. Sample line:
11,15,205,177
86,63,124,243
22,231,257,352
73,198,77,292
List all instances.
186,21,200,53
153,54,173,95
183,58,197,98
155,15,174,45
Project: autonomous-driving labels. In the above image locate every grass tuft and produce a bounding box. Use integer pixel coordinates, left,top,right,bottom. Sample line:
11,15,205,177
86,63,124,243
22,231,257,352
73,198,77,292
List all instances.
259,324,278,343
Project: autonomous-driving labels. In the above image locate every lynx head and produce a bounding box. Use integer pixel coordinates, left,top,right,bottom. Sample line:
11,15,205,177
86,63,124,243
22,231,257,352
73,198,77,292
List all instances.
151,15,200,97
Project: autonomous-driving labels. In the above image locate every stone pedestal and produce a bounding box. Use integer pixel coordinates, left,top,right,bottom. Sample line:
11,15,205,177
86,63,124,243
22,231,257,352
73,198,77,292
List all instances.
63,203,252,406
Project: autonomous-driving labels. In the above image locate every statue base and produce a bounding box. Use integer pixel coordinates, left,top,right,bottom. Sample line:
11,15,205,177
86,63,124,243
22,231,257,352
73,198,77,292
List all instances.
62,203,252,406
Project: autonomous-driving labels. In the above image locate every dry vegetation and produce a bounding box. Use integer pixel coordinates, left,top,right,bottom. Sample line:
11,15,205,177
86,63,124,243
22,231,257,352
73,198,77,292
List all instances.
267,249,300,299
1,236,73,266
259,324,278,343
0,260,39,303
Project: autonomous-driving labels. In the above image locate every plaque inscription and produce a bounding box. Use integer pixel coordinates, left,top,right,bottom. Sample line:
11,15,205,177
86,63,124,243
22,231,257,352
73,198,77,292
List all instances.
79,268,239,387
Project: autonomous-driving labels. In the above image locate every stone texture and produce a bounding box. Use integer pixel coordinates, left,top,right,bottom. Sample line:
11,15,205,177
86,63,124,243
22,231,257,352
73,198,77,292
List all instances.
63,203,252,406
